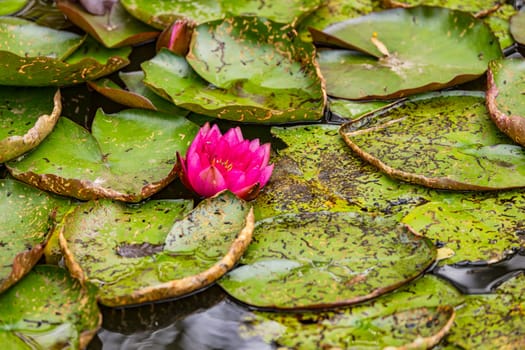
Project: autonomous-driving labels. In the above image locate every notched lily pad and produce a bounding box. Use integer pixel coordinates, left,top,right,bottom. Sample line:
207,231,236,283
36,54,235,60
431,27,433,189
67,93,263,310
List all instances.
0,179,69,293
311,6,502,100
220,211,435,309
7,109,198,202
0,87,61,163
60,192,254,306
0,265,101,349
57,0,159,48
142,16,325,123
340,91,525,190
0,17,131,86
486,58,525,147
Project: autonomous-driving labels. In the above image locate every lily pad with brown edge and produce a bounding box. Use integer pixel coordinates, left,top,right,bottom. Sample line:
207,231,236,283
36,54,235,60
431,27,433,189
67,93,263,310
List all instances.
0,87,60,163
88,71,189,114
0,20,131,86
310,6,502,100
401,190,525,265
56,0,159,48
511,9,525,46
0,179,70,293
59,191,254,306
253,124,446,221
120,0,322,29
340,91,525,190
7,109,199,202
142,32,325,123
0,265,101,349
219,211,435,310
444,273,525,349
240,275,461,349
486,58,525,147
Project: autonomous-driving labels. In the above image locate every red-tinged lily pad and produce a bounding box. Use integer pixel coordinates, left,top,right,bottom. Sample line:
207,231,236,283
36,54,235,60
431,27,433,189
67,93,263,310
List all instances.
0,179,70,293
402,190,525,265
60,191,254,306
57,0,159,48
0,265,101,349
88,71,189,114
240,275,460,349
311,6,502,100
486,58,525,147
340,91,525,190
0,87,60,163
120,0,322,28
219,211,435,310
142,18,325,123
0,17,130,86
7,109,198,202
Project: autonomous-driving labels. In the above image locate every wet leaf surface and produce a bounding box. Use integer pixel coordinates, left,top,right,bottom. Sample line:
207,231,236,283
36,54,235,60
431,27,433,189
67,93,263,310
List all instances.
7,109,198,202
0,179,70,293
60,192,254,306
340,91,525,190
220,211,435,309
312,6,502,99
486,58,525,146
0,87,60,162
0,265,101,349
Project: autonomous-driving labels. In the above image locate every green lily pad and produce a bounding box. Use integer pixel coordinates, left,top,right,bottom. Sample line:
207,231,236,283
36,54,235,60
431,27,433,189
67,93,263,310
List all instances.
57,0,159,48
239,275,460,348
0,179,69,293
88,71,189,114
0,265,101,349
0,18,131,86
445,273,525,349
340,91,525,190
511,9,525,46
0,87,60,163
60,192,254,306
220,211,435,309
254,124,446,220
120,0,322,28
0,0,28,15
402,191,525,265
142,20,325,123
329,97,392,121
311,6,502,100
7,109,198,202
486,58,525,147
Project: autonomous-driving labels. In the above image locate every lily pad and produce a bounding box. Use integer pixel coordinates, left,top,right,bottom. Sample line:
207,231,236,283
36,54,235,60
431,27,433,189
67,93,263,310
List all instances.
311,6,502,99
0,87,61,163
329,97,392,121
60,192,254,306
340,91,525,190
402,191,525,265
0,0,28,16
57,0,159,48
7,109,198,202
239,276,460,348
88,71,189,114
0,265,101,349
0,17,130,86
511,9,525,46
0,179,69,293
220,211,435,309
142,19,325,123
120,0,322,28
486,58,525,147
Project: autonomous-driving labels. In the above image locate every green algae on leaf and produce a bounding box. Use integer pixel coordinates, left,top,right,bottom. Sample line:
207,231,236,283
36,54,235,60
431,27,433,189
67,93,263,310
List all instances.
0,179,70,293
311,6,502,100
7,109,198,202
0,265,101,349
57,0,159,48
60,192,254,306
220,211,435,309
486,58,525,147
340,91,525,190
0,87,61,163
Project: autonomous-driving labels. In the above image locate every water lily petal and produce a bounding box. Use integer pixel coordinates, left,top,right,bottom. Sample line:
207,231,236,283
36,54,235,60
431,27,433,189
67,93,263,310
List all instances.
194,165,227,197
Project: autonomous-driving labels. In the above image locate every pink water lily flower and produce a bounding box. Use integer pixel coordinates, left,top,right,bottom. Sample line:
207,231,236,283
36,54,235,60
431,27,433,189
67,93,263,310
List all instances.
177,123,274,200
